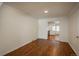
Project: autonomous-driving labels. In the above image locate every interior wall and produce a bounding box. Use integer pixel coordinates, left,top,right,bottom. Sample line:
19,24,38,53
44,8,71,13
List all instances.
38,19,48,39
68,8,79,55
0,2,3,6
0,4,38,55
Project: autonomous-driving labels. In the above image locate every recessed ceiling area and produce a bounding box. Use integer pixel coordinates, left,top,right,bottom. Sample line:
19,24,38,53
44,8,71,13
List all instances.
4,2,79,18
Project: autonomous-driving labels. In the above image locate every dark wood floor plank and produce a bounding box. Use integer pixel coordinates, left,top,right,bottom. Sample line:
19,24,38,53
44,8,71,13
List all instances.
5,39,76,56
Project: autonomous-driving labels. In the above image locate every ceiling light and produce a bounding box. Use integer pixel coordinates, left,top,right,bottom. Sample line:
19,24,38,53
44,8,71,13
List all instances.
44,10,48,13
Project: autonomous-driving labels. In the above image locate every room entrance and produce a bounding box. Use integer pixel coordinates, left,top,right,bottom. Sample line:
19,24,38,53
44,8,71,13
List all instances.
48,21,60,40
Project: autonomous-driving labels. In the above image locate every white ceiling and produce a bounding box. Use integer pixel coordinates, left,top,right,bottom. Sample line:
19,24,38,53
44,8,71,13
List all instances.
4,2,79,18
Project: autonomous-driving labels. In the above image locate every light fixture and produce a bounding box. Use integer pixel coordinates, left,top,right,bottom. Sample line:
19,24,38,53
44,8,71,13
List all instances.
44,10,48,13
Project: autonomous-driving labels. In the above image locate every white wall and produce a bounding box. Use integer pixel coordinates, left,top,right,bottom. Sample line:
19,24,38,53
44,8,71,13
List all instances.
69,8,79,55
0,4,38,55
0,2,3,7
38,19,48,39
58,17,69,42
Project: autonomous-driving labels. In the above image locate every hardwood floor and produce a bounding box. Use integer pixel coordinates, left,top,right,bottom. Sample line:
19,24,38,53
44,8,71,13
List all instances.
48,35,56,40
5,39,76,56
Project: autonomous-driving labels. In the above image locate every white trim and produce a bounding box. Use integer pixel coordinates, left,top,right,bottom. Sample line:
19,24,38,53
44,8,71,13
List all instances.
2,40,34,56
68,41,79,56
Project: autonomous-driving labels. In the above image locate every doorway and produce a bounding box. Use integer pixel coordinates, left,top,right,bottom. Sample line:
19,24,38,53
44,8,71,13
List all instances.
48,21,60,40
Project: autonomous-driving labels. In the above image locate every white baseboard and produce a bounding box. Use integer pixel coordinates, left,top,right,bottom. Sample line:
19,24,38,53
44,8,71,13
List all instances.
2,40,34,56
68,41,79,56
